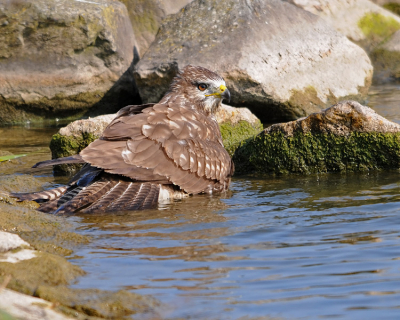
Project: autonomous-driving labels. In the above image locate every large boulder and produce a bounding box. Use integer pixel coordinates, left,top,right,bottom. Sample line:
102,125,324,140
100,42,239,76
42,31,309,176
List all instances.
118,0,193,57
0,0,139,124
133,0,373,123
285,0,400,82
234,101,400,174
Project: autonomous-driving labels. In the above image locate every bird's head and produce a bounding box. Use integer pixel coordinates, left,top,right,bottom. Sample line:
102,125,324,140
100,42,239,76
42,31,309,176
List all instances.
165,65,231,115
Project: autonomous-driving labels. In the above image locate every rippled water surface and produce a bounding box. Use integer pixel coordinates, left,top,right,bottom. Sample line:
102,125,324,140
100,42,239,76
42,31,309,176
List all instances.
2,86,400,319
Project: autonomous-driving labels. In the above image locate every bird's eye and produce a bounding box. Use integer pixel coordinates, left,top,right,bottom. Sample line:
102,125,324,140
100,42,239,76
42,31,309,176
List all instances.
198,83,208,91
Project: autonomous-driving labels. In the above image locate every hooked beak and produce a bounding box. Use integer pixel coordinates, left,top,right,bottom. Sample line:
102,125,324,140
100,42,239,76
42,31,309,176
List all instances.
221,87,231,103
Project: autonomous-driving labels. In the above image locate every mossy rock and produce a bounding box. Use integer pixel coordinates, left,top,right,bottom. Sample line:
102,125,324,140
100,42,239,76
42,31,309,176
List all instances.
0,251,85,296
220,120,263,157
35,286,160,319
233,131,400,175
358,12,400,50
50,132,98,174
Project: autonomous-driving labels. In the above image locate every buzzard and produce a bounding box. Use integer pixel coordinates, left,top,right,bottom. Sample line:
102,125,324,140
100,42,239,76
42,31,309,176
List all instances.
12,65,234,215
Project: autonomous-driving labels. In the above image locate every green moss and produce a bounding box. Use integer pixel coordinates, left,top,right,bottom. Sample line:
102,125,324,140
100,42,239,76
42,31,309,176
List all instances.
383,3,400,16
219,120,263,157
50,132,98,174
0,310,16,320
358,12,400,40
0,252,85,296
233,131,400,175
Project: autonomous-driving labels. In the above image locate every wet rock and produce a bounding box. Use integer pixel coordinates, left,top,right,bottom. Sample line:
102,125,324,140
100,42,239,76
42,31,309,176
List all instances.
285,0,400,82
234,100,400,174
134,0,372,123
119,0,193,56
50,104,262,171
0,0,139,124
36,286,160,319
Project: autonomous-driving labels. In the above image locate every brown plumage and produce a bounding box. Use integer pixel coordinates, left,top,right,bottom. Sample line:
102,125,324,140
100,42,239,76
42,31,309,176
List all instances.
12,65,234,215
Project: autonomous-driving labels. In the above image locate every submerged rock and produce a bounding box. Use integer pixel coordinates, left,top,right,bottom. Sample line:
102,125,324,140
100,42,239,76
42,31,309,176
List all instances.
36,286,160,319
286,0,400,82
50,104,262,173
234,101,400,174
0,0,139,124
134,0,372,123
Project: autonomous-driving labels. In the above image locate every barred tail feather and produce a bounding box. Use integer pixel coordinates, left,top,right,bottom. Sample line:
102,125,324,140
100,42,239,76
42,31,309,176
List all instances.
82,182,160,214
11,186,68,202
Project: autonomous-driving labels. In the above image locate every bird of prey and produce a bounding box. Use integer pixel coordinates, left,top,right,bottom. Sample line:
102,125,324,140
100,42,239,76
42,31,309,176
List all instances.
12,65,234,215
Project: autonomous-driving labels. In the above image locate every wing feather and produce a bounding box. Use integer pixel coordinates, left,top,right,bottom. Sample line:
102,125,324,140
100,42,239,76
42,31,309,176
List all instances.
79,99,233,194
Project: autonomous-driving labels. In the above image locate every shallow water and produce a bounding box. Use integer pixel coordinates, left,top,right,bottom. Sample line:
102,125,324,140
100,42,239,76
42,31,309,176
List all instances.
2,86,400,319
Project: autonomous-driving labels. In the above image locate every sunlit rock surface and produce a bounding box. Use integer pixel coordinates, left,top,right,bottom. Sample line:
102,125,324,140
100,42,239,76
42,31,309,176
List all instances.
234,101,400,174
134,0,372,123
0,0,139,124
0,288,73,320
119,0,193,56
286,0,400,82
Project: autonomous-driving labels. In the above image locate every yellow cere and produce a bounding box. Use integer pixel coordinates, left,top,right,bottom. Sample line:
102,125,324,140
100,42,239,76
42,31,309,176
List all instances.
206,84,227,97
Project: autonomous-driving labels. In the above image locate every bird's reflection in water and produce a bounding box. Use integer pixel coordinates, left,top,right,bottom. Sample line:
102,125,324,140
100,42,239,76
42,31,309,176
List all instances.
73,192,238,263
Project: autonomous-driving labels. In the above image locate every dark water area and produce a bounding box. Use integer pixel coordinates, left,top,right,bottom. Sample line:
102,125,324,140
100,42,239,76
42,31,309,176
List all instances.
1,86,400,319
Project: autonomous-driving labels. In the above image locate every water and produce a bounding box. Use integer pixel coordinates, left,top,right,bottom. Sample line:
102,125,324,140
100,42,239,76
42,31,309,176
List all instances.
2,86,400,319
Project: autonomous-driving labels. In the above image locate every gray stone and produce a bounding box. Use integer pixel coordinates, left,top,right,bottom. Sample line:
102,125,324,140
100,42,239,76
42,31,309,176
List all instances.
0,0,139,124
119,0,193,57
134,0,373,123
284,0,400,43
285,0,400,82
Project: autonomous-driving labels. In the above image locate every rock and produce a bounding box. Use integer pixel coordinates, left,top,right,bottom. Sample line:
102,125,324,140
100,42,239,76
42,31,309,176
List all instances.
133,0,373,123
0,288,73,320
0,231,30,253
217,104,263,156
285,0,400,45
233,100,400,174
119,0,193,56
50,104,262,172
35,286,160,319
0,0,139,124
285,0,400,82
